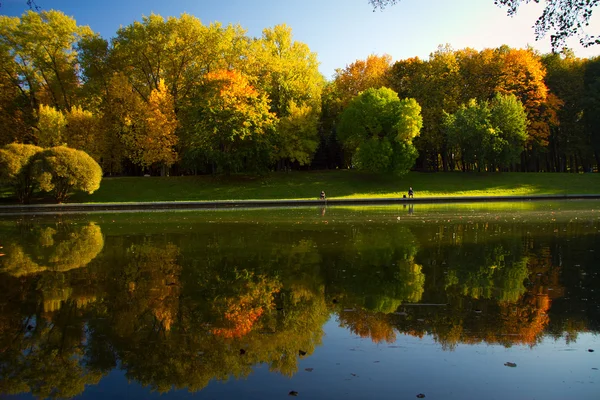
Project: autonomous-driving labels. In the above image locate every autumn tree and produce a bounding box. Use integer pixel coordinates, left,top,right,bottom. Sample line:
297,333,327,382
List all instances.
64,105,104,162
0,143,42,203
334,54,393,105
35,104,67,147
185,69,276,174
247,24,323,169
30,146,102,202
0,10,93,111
337,87,422,174
121,79,179,174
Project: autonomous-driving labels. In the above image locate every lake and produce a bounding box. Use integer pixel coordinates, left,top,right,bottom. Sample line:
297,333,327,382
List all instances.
1,201,599,399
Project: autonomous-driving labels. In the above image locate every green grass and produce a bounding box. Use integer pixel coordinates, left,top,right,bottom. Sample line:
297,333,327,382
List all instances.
2,170,600,204
67,170,600,203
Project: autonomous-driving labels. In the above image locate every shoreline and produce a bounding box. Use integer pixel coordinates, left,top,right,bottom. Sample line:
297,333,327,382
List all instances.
1,194,600,216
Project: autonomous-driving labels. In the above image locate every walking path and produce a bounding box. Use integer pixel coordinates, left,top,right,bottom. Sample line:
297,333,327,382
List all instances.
1,194,600,216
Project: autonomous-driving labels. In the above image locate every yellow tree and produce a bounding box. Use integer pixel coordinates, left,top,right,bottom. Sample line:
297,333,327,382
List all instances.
0,10,93,111
121,79,179,174
35,104,66,147
247,24,323,169
64,105,104,162
497,48,550,147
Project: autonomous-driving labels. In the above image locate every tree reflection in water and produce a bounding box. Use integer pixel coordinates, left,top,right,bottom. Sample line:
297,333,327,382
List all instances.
0,213,598,397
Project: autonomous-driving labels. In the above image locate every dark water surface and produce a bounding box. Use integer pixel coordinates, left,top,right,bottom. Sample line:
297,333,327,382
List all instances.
1,201,599,399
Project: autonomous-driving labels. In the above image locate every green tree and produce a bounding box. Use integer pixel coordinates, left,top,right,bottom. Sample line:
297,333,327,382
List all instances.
337,87,422,174
0,143,42,203
444,94,527,171
488,93,529,168
30,146,102,202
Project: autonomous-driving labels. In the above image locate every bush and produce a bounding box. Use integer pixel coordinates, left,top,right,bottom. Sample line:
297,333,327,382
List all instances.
0,143,43,203
31,146,103,203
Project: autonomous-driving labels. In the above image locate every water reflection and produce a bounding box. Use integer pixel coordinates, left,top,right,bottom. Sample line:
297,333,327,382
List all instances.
0,209,599,398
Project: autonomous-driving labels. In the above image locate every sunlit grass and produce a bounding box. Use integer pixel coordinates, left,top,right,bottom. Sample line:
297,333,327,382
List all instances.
1,170,599,204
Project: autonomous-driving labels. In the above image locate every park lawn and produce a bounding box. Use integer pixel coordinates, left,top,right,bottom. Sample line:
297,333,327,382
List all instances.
51,170,600,203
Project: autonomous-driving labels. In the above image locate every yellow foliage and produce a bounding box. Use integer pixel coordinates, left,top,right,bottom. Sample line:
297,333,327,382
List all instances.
36,104,67,147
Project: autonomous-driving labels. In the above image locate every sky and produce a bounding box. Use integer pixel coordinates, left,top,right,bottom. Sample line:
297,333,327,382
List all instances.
2,0,600,79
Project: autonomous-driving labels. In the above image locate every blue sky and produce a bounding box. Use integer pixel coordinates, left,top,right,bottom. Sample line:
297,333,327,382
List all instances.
3,0,600,79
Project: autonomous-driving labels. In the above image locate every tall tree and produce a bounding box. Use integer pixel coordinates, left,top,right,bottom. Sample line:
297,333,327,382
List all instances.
0,10,93,112
542,51,589,172
247,24,323,169
121,79,179,174
337,87,422,174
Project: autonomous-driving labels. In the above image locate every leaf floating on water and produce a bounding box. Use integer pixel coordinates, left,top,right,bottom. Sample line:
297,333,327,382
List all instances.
416,394,426,398
588,349,595,352
289,390,299,396
504,362,517,367
305,368,314,372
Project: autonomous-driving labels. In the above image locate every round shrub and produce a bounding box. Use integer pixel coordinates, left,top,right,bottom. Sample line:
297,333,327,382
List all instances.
31,146,102,203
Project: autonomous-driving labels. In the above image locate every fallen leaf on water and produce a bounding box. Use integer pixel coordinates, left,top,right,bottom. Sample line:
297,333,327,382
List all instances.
305,368,314,372
588,349,595,352
289,390,298,396
417,394,426,398
504,362,517,367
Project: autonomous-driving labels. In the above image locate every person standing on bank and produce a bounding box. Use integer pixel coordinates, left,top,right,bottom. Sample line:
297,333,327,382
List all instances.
408,187,414,198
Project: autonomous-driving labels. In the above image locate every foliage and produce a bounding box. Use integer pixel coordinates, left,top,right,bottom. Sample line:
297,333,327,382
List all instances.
65,105,104,162
121,79,179,170
334,54,392,105
337,87,422,173
247,24,323,168
0,142,42,203
276,101,320,165
36,104,67,147
186,69,276,174
30,146,102,202
0,10,93,111
444,93,528,171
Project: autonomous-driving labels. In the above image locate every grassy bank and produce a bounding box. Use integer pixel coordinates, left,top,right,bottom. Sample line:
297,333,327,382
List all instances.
2,170,599,204
59,170,600,203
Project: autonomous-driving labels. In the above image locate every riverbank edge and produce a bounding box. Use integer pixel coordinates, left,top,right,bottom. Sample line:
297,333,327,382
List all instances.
1,194,600,215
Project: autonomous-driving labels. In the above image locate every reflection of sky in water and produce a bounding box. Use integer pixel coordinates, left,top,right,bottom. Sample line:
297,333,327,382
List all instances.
8,318,595,400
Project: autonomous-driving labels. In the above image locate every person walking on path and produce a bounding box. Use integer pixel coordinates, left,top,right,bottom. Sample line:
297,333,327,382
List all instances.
408,187,414,198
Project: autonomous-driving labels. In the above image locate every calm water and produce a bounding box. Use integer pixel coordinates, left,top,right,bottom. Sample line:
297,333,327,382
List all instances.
0,202,599,399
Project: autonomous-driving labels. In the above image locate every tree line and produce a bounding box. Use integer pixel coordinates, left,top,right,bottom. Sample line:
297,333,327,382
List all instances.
1,9,599,176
